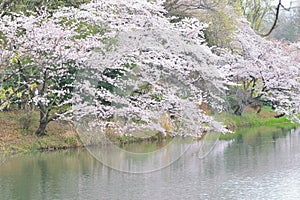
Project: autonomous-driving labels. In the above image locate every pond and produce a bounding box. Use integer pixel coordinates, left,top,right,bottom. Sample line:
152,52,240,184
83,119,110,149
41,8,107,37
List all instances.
1,127,300,200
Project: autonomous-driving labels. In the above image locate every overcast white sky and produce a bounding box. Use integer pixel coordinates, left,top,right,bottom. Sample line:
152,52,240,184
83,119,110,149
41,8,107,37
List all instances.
280,0,299,7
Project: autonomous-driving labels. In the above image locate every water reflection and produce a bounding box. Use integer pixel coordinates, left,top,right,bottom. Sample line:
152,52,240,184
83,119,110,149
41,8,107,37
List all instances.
86,136,195,173
0,127,300,200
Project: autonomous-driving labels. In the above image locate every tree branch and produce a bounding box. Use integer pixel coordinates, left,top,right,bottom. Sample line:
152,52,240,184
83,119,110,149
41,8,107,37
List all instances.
261,0,292,37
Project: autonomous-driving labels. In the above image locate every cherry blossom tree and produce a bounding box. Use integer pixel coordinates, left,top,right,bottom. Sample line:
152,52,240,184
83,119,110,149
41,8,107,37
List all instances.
0,8,107,135
71,0,229,137
0,0,229,137
222,18,300,120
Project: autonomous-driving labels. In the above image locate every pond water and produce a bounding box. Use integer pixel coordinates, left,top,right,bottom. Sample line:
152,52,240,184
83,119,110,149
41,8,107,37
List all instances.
1,127,300,200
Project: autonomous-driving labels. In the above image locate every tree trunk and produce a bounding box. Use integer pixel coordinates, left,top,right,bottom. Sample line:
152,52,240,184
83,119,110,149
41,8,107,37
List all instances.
274,113,285,118
234,104,245,116
35,110,48,136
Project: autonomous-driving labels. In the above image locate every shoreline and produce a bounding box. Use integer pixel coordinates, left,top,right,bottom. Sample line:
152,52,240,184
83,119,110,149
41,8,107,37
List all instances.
0,108,298,154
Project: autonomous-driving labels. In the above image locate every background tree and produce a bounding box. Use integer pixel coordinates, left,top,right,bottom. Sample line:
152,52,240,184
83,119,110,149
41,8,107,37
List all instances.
231,0,300,39
232,0,274,33
163,0,238,49
270,0,300,41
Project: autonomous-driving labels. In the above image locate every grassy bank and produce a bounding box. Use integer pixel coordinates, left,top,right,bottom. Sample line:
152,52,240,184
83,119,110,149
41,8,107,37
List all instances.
216,106,298,131
0,110,167,153
0,106,298,153
0,111,82,153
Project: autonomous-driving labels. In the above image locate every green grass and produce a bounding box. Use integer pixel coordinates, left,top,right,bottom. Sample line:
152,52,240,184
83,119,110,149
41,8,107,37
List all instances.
215,106,299,132
217,113,296,128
